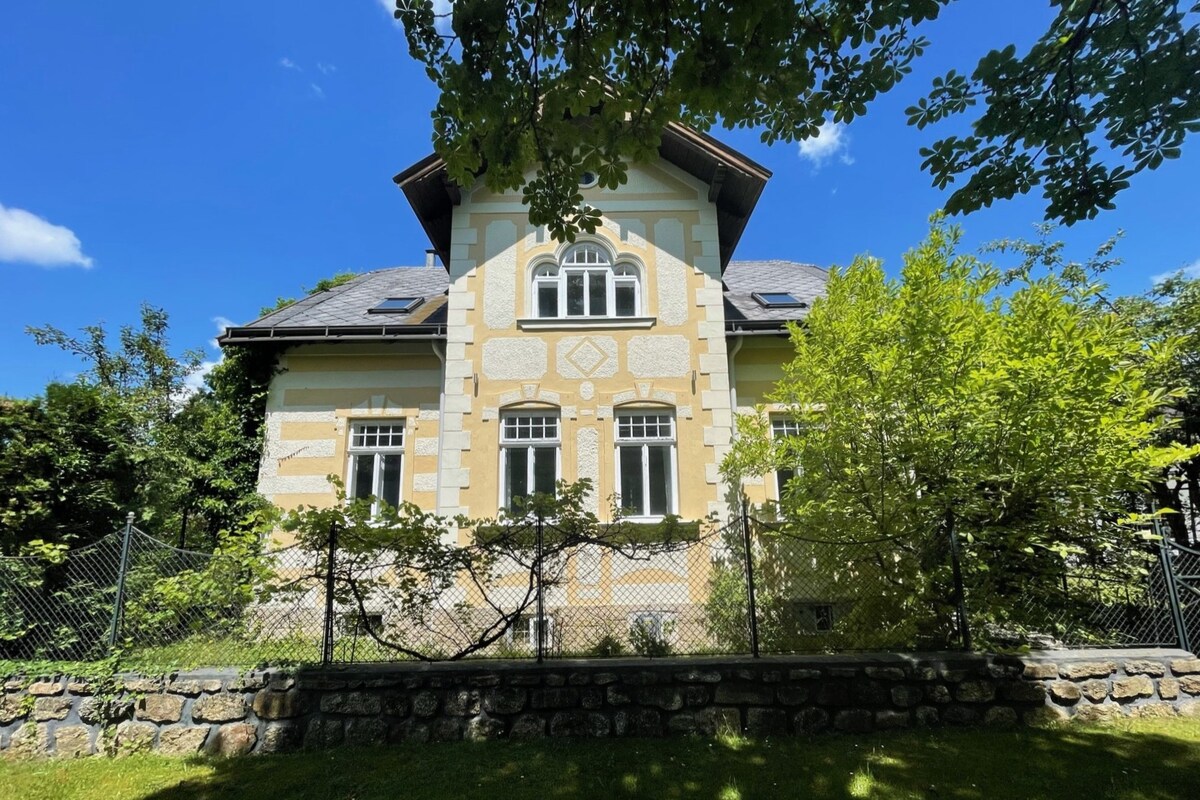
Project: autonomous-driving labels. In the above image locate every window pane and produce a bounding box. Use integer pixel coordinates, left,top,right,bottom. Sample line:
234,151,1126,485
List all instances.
505,447,529,507
566,273,585,315
619,446,645,515
532,447,556,495
537,283,558,318
615,283,636,316
379,454,402,508
776,468,795,499
351,454,375,501
588,271,607,316
647,445,672,516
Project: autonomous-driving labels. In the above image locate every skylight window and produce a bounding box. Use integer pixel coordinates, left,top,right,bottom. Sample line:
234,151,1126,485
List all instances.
369,297,424,314
752,292,806,309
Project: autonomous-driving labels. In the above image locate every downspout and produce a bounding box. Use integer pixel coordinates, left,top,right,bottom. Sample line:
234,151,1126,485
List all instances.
431,339,447,515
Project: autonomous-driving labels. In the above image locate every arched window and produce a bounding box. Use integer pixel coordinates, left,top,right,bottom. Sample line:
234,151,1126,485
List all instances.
533,244,642,319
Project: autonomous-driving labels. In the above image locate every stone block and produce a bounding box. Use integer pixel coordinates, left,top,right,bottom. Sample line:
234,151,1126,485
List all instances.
1178,700,1200,717
1123,660,1166,677
1112,675,1154,701
431,718,463,742
167,677,224,695
984,707,1018,726
1049,682,1082,704
1074,704,1123,723
568,673,591,686
253,688,305,720
121,677,164,694
382,692,409,717
320,692,382,716
1059,661,1116,681
413,691,439,717
827,667,859,679
875,710,910,730
1160,677,1181,700
389,720,430,743
581,688,603,710
469,673,502,688
697,707,742,736
1002,681,1047,704
66,681,93,695
914,706,940,727
676,669,722,684
1170,658,1200,675
852,681,889,706
1025,705,1070,726
192,693,247,723
865,667,907,681
1081,680,1110,703
0,695,27,725
52,725,92,758
833,709,873,733
466,715,506,741
816,683,852,706
606,686,632,705
136,694,184,723
304,718,344,749
79,697,132,725
615,708,662,737
685,686,709,707
925,685,951,704
956,681,995,703
444,690,481,716
715,684,775,705
509,714,547,739
777,685,809,706
483,688,527,715
345,718,387,747
637,686,684,711
592,673,619,686
27,680,63,696
793,707,830,733
942,706,978,726
1131,702,1176,719
8,723,50,758
891,685,922,708
545,674,567,687
745,708,787,737
113,721,157,756
1179,675,1200,695
532,688,579,710
158,726,210,756
210,723,257,757
231,674,267,692
788,669,822,681
667,713,698,735
259,722,301,754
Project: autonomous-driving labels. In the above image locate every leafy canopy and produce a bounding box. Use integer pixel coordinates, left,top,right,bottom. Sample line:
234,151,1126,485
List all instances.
394,0,1199,239
722,221,1193,638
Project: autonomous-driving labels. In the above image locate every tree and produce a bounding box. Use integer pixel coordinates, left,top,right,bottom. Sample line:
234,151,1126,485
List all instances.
722,221,1193,643
394,0,1199,240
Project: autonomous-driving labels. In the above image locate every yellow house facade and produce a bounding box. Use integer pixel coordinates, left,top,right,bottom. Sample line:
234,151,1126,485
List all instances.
221,124,828,655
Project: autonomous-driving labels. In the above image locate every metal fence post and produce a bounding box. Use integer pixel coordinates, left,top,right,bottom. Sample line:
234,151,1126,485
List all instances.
1156,517,1191,652
946,514,972,651
321,521,338,666
741,499,760,658
535,511,545,664
106,512,135,649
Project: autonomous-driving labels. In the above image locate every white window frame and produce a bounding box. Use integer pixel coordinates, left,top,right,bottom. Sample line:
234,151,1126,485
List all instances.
628,610,675,641
531,244,642,320
499,412,562,511
508,611,556,650
614,410,678,520
771,417,802,501
346,420,406,516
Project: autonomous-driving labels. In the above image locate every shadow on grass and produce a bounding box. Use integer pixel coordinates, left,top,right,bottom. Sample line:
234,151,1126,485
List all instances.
141,721,1200,800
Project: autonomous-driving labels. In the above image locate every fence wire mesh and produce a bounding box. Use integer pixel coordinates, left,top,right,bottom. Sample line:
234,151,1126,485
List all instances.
0,509,1190,669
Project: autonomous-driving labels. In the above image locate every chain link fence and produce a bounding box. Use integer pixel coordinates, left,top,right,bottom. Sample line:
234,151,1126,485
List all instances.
0,508,1190,670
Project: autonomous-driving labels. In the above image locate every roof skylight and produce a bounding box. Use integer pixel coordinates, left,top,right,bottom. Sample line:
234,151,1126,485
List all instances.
752,292,806,309
369,297,424,314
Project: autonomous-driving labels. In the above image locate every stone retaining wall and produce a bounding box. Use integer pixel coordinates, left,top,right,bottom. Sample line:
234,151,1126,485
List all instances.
2,649,1197,758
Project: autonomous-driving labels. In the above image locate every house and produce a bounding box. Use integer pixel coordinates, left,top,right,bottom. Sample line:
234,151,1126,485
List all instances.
220,123,828,655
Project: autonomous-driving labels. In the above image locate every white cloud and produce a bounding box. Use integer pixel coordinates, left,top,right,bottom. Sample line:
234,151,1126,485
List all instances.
310,83,325,99
797,121,853,169
317,62,336,75
182,316,234,400
1151,260,1200,286
0,203,93,268
209,316,236,349
279,57,301,71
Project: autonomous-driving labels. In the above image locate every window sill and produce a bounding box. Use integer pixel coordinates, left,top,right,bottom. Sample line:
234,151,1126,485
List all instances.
516,316,657,331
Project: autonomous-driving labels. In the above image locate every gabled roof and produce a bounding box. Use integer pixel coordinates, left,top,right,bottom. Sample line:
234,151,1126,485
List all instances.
395,122,771,271
219,261,825,346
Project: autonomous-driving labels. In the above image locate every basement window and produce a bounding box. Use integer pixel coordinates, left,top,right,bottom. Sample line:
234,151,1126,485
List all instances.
369,297,424,314
752,292,806,309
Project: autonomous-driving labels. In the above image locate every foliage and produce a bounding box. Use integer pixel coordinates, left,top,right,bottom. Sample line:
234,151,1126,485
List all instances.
394,0,1199,238
282,478,709,661
628,618,674,658
584,632,626,658
722,220,1193,645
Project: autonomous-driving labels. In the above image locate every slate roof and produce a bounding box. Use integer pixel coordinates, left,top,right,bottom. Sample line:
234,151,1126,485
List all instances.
220,261,825,345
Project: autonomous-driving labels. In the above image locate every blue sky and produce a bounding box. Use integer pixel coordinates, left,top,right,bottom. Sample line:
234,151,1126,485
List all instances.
1,1,1196,398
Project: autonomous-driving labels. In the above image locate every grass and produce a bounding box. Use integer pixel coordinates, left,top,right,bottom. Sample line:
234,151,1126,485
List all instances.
3,718,1200,799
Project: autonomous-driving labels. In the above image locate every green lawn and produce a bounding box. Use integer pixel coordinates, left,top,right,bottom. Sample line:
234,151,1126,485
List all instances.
3,718,1199,799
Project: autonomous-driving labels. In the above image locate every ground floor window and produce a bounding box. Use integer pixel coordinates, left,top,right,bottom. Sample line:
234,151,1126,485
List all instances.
510,612,555,650
500,412,560,510
347,421,405,515
615,411,676,518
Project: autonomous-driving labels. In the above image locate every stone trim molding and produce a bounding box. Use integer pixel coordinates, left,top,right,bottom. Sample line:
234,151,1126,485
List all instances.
2,649,1196,758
